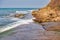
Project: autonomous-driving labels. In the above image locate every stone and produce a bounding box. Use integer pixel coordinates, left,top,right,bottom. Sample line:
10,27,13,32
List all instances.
32,0,60,23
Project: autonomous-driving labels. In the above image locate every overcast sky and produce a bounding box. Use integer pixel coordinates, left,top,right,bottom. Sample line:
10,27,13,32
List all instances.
0,0,50,8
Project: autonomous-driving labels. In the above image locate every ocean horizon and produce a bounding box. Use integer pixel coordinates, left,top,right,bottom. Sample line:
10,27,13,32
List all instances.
0,8,39,10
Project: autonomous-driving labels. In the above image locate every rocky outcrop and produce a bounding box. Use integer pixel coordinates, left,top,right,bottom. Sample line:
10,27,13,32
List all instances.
6,13,25,18
32,0,60,23
14,14,25,18
47,0,60,8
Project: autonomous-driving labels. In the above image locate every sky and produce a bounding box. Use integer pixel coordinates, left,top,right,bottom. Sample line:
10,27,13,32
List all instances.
0,0,50,8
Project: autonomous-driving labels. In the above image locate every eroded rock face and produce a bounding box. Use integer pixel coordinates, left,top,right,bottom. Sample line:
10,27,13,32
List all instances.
32,0,60,23
48,0,60,8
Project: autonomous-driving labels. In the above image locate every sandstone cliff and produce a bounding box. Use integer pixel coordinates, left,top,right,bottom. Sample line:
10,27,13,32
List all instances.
47,0,60,8
32,0,60,23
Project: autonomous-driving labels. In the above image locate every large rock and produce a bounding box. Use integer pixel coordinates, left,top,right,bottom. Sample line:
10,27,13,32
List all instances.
32,0,60,23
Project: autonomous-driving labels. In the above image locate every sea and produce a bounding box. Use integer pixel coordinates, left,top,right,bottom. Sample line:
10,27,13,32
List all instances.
0,8,38,28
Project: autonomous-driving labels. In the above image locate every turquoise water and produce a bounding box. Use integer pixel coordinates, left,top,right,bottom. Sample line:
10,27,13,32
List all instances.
0,8,38,10
0,8,38,17
0,8,38,28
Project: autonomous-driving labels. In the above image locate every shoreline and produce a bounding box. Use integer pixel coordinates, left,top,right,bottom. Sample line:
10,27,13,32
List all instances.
0,19,33,33
0,10,34,33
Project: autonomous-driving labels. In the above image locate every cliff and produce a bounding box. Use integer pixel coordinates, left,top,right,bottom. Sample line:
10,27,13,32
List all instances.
47,0,60,8
32,0,60,23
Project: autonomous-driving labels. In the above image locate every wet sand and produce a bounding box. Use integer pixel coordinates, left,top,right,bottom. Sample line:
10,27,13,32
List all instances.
0,22,60,40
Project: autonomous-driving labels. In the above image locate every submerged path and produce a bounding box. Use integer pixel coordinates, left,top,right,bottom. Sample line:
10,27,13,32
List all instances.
0,11,60,40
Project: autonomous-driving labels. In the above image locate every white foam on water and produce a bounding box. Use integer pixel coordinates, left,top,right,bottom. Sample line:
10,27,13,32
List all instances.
16,11,29,14
0,19,33,33
16,10,35,14
0,10,35,33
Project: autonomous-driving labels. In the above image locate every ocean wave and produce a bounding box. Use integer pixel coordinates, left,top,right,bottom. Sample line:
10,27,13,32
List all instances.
16,11,29,14
0,10,33,24
0,19,33,33
0,17,19,27
0,10,35,33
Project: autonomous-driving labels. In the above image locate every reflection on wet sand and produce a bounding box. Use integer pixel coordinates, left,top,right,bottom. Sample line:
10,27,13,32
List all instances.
1,22,60,40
